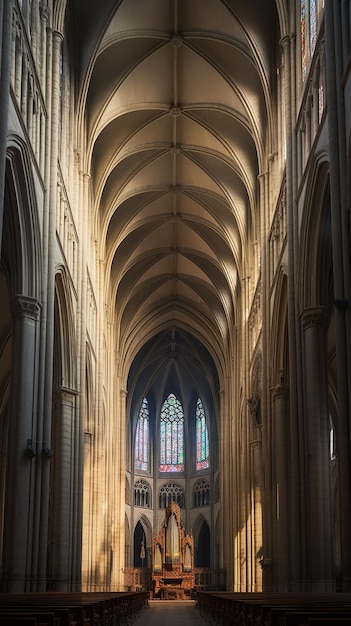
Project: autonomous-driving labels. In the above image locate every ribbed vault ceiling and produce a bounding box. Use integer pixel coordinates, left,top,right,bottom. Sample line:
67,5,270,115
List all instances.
74,0,279,388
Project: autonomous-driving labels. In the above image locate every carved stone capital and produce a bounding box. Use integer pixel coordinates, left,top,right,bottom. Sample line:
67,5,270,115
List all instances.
301,306,328,331
11,295,41,321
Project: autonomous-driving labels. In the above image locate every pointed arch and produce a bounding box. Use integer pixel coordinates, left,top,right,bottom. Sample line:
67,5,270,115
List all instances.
54,268,77,391
299,158,331,310
193,515,211,568
133,516,152,568
3,142,41,299
270,269,289,387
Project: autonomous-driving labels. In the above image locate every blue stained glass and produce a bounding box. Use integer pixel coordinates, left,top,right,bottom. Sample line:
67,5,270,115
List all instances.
159,393,184,472
135,397,149,471
310,0,317,55
196,398,209,471
301,0,307,81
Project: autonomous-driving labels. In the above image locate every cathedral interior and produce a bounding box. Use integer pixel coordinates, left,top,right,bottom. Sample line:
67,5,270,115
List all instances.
0,0,351,596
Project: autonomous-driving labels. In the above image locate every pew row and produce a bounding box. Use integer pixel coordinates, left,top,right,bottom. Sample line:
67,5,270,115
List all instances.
0,590,149,625
195,591,351,626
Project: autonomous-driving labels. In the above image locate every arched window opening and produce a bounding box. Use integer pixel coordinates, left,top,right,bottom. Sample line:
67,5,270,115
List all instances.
135,397,149,472
159,393,184,472
196,398,209,470
134,479,151,508
195,520,210,568
329,416,336,461
159,482,184,509
193,479,210,507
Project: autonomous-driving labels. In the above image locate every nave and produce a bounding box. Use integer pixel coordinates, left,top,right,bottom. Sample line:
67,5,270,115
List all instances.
134,601,207,626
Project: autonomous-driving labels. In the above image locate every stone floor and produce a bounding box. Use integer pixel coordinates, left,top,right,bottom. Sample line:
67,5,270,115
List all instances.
134,600,211,626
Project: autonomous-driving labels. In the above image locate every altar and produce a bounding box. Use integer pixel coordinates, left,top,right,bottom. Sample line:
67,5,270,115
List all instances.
152,502,194,599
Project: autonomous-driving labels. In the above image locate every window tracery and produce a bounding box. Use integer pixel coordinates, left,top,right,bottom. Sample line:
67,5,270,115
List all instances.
159,482,184,509
159,393,184,472
193,479,210,507
134,479,151,508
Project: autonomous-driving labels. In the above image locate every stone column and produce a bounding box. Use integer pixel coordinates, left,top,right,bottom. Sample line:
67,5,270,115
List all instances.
49,387,77,590
272,381,289,591
324,0,351,591
250,439,263,592
281,32,305,590
3,295,41,591
301,307,333,591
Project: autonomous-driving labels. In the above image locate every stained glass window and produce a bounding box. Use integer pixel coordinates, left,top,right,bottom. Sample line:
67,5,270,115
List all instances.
309,0,317,55
159,393,184,472
196,398,209,470
301,0,307,81
135,397,149,471
301,0,324,81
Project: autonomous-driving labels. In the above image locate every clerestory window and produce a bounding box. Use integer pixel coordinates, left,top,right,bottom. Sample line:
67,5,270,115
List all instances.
300,0,324,81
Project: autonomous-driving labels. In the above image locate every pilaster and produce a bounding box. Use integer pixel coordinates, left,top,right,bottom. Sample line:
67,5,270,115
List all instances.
301,306,333,590
272,381,289,591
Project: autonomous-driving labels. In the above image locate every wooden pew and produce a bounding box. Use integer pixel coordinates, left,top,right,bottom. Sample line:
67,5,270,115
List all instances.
195,591,351,626
0,612,57,626
0,591,149,626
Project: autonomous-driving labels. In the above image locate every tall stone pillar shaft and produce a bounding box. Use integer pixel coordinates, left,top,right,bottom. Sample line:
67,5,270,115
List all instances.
324,0,351,591
250,439,262,591
50,388,77,590
273,383,289,590
3,295,41,591
301,307,333,590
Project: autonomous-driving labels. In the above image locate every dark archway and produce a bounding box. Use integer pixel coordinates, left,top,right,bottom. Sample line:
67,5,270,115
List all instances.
195,520,210,568
134,521,146,568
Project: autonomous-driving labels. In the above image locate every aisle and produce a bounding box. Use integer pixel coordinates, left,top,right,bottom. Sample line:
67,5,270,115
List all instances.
134,600,211,626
